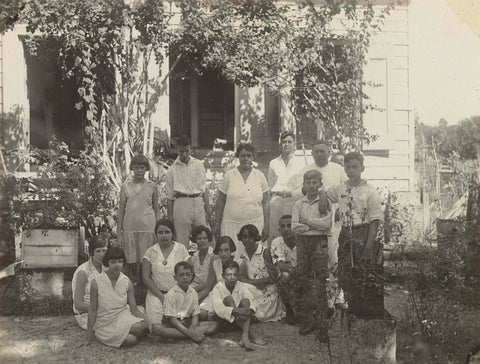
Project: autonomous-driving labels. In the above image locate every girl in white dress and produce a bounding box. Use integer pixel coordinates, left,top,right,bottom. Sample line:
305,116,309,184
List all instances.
72,236,107,329
238,224,285,322
87,247,149,347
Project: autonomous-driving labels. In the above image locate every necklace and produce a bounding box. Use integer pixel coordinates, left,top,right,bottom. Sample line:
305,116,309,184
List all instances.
160,242,174,266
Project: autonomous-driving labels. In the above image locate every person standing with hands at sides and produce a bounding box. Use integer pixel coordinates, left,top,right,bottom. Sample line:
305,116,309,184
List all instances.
214,143,270,260
292,170,332,339
289,140,347,309
166,135,210,247
87,247,151,348
162,261,218,342
117,154,159,284
212,260,265,351
326,152,384,318
267,131,307,245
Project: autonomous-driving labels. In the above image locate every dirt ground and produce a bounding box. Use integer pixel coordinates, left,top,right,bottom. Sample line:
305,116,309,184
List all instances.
0,317,330,364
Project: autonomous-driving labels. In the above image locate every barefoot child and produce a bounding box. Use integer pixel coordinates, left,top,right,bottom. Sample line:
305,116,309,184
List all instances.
162,261,218,342
292,169,332,338
327,152,384,318
117,154,160,284
212,260,265,351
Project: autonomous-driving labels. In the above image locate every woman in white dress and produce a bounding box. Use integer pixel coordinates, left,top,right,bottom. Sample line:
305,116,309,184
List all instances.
214,143,270,260
238,224,285,322
72,236,107,329
142,219,189,324
87,247,149,347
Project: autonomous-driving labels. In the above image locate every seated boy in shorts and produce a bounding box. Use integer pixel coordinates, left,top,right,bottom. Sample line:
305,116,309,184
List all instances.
270,215,297,324
162,261,218,342
212,260,265,351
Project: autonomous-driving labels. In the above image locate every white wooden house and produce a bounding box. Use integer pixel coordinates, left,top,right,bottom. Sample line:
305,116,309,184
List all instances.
0,0,413,193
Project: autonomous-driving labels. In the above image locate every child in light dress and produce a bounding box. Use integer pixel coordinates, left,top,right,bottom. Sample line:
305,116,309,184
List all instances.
117,154,159,283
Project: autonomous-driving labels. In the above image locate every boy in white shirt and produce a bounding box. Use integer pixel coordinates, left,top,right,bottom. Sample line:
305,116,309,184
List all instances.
162,261,217,342
212,260,265,351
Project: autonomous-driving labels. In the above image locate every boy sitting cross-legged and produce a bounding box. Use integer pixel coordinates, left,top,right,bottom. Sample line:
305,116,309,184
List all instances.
212,260,265,351
162,261,218,342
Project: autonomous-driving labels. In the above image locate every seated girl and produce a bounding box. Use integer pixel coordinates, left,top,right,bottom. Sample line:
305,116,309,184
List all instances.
198,236,238,317
72,235,107,329
237,224,285,322
87,247,150,347
161,261,217,342
188,226,215,293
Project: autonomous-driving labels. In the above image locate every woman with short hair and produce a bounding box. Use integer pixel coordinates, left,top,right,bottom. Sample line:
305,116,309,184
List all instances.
214,143,270,259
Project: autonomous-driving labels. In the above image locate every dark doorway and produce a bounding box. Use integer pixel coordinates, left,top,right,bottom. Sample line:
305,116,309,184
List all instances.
169,60,234,149
24,44,84,150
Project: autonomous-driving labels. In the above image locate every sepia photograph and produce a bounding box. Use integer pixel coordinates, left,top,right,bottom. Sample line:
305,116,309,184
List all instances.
0,0,479,362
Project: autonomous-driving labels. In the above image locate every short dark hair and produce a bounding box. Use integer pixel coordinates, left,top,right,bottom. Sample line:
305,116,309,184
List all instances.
129,154,150,171
235,142,256,158
280,131,295,141
222,260,240,274
189,225,213,243
177,134,191,147
102,246,126,267
155,219,175,239
303,169,322,182
237,224,261,242
312,140,330,149
344,152,364,166
88,234,108,256
174,261,194,276
279,214,292,222
213,236,236,255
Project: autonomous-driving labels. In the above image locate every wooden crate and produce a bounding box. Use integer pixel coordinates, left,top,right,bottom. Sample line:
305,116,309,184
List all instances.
20,229,80,268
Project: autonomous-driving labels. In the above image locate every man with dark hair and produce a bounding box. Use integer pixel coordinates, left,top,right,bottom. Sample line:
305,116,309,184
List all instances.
267,131,307,243
166,135,210,247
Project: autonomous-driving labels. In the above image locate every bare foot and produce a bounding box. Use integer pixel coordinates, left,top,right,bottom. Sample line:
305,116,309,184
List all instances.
251,337,266,346
239,339,256,351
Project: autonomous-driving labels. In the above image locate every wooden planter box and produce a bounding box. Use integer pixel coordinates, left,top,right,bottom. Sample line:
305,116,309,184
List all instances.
17,228,83,269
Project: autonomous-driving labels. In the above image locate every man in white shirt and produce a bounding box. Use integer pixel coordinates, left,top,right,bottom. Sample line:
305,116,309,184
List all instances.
212,260,265,351
267,131,308,244
166,135,211,247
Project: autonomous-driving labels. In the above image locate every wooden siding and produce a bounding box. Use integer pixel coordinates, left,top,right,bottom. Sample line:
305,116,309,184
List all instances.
362,7,413,192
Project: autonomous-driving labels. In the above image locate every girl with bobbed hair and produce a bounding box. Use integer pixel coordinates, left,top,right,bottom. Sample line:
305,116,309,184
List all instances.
237,224,285,322
117,153,160,283
87,246,150,347
198,236,238,319
188,225,215,292
214,142,270,260
72,235,108,329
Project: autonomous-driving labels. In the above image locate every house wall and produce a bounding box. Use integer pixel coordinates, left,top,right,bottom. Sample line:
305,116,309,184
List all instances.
361,7,414,192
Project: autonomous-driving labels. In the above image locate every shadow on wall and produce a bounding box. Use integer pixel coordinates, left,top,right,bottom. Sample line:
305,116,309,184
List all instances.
1,105,28,173
238,87,265,144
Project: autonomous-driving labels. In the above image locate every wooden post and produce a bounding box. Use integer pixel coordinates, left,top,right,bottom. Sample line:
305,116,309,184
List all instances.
329,309,397,364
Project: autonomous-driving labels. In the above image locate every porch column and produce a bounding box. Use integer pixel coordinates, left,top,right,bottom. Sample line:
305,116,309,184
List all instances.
150,52,170,143
279,90,296,134
190,75,198,147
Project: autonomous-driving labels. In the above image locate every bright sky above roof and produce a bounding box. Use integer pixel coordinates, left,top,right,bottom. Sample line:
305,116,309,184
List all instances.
410,0,480,125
